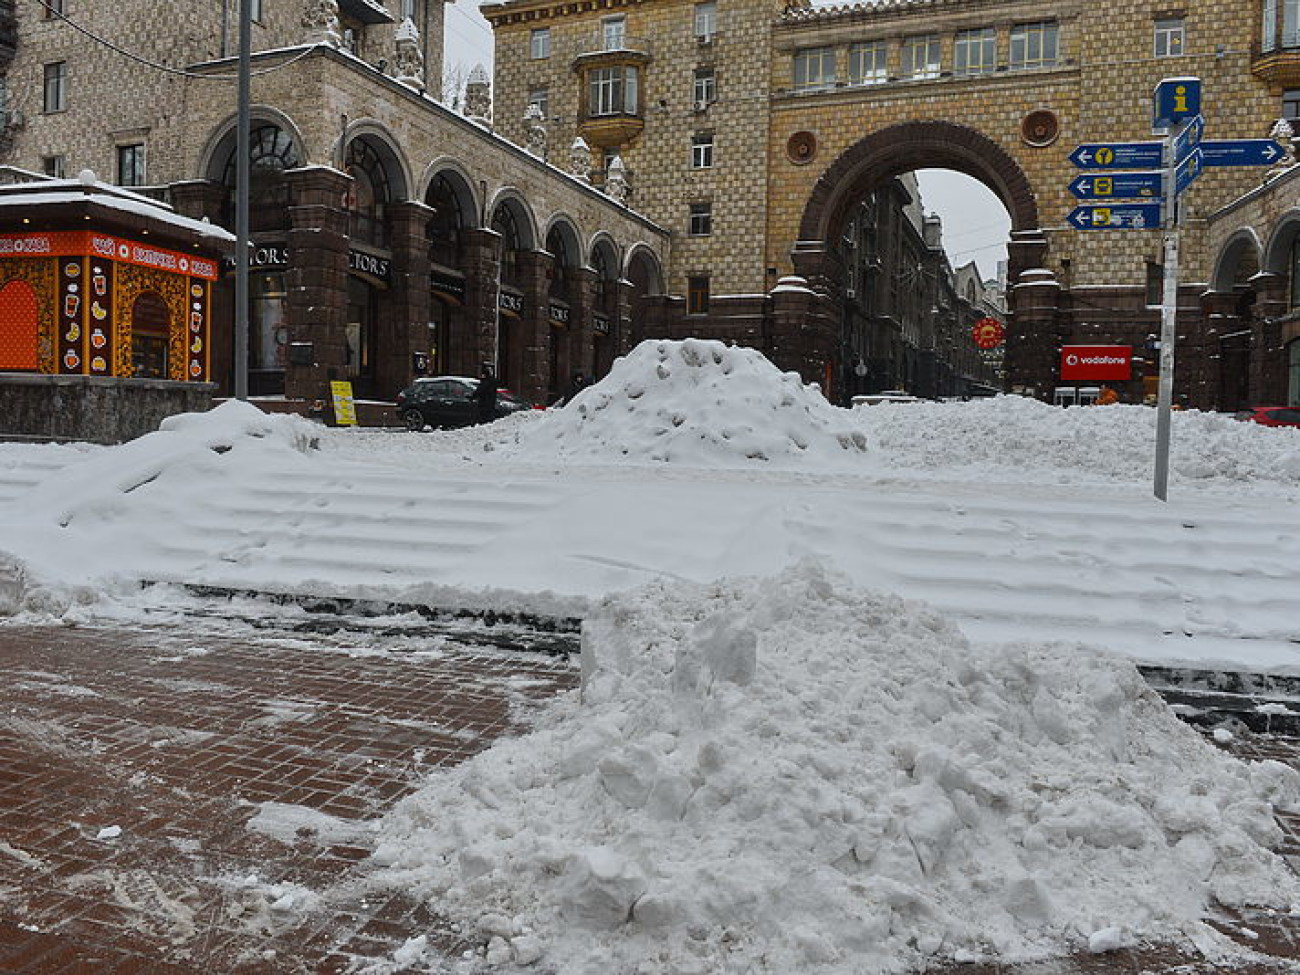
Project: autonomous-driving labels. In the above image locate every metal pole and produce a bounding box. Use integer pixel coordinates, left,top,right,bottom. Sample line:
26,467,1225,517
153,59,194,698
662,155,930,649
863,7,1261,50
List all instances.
233,0,251,400
1153,124,1182,501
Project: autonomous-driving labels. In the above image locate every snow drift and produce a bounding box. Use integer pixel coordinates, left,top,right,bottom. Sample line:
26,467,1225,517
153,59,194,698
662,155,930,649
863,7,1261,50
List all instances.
369,562,1300,974
500,338,868,467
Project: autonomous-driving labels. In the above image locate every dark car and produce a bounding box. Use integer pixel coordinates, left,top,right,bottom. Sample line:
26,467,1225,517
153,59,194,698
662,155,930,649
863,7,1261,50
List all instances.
396,376,535,431
1234,406,1300,429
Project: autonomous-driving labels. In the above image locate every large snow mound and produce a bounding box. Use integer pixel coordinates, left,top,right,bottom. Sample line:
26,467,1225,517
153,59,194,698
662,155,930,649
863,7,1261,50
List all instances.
501,338,868,468
856,396,1300,487
369,562,1300,974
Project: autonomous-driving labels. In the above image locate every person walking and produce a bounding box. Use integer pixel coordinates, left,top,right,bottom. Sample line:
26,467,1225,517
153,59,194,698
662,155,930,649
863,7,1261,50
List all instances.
475,364,498,424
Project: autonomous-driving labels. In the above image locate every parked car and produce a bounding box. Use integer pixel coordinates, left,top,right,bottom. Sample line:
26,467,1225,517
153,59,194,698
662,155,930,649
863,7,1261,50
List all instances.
395,376,536,431
1233,406,1300,429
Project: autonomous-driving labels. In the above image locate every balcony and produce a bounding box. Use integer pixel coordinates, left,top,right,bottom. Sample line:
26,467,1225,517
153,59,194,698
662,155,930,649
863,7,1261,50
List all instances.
1253,42,1300,87
571,33,653,67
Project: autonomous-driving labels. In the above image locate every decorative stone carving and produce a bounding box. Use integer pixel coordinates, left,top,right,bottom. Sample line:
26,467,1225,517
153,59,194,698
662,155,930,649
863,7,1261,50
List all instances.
464,64,492,126
524,102,547,159
302,0,342,47
605,153,629,205
570,137,591,180
394,17,424,92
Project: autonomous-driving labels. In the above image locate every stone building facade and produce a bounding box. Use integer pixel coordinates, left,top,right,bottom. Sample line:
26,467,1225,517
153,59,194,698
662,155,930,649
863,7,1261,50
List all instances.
484,0,1300,409
0,0,669,409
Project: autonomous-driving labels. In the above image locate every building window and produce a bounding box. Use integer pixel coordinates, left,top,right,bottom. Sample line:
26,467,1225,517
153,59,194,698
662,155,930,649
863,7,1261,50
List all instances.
42,155,66,179
401,0,417,19
1290,238,1300,309
689,202,712,236
117,143,145,187
1010,21,1058,69
694,67,716,105
1285,88,1300,124
694,1,716,41
43,0,63,17
688,276,710,314
530,28,551,59
601,15,626,51
528,86,549,119
691,132,714,168
589,65,638,116
1154,18,1184,57
250,0,263,22
1278,0,1300,49
43,62,67,113
900,34,941,80
793,47,835,90
954,28,996,75
1145,261,1164,307
848,41,886,85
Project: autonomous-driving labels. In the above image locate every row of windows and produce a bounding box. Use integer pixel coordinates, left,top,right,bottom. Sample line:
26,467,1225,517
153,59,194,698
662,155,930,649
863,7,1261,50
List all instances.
793,22,1061,90
528,65,718,121
529,0,717,58
38,144,146,185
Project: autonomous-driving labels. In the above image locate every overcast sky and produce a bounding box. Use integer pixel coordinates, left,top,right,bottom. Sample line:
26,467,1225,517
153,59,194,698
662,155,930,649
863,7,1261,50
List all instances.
441,1,1012,282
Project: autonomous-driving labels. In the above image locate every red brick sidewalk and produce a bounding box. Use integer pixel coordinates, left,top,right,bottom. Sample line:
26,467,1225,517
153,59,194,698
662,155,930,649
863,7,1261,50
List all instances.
1,619,1297,974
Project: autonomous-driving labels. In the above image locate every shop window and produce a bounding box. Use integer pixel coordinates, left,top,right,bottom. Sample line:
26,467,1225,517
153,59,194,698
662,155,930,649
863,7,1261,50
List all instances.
252,271,287,373
1289,339,1300,405
687,276,709,315
345,275,375,377
344,138,392,249
1154,18,1184,57
131,292,170,380
220,123,301,234
793,47,835,90
42,154,66,178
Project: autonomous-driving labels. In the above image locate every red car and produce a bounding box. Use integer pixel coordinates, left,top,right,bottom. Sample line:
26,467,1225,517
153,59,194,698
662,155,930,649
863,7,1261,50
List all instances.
1234,406,1300,428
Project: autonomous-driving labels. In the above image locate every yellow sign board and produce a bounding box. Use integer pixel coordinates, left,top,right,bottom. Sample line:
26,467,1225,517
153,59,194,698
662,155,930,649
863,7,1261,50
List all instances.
329,380,357,426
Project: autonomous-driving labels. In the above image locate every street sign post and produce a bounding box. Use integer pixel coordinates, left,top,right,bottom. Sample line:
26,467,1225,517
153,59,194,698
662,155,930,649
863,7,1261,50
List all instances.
1171,115,1204,163
1068,171,1162,199
1067,202,1162,229
1199,139,1288,167
1153,77,1201,131
1174,148,1203,195
1069,142,1163,169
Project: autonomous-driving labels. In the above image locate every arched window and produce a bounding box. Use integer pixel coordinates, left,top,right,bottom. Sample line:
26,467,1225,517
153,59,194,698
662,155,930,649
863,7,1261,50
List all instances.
344,139,392,248
425,174,465,269
491,204,522,288
220,123,300,233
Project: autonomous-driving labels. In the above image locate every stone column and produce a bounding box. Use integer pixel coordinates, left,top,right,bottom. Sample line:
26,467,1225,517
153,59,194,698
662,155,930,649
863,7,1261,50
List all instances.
1249,271,1288,403
1198,289,1246,411
381,200,434,397
283,166,351,404
517,250,552,403
168,179,227,223
570,265,597,380
460,227,501,375
1007,268,1062,400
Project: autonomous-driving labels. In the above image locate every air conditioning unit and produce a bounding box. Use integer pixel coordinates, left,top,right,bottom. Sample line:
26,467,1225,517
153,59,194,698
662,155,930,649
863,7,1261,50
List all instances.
697,33,714,45
845,288,857,299
693,100,709,112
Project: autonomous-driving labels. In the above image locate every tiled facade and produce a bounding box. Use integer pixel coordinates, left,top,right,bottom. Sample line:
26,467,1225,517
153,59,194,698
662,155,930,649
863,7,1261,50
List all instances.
0,0,670,409
485,0,1299,407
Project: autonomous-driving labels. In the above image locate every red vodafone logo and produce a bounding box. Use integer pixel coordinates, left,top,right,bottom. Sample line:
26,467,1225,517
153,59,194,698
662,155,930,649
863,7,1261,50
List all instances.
1060,345,1132,381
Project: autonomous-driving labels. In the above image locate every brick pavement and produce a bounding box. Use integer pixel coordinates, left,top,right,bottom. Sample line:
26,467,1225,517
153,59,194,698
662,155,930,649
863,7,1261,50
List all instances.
0,617,1298,974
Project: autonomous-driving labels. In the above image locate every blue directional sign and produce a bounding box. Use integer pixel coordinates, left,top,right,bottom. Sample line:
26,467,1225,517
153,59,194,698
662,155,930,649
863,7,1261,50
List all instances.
1068,171,1162,200
1200,139,1288,167
1175,148,1203,195
1070,142,1164,170
1153,77,1201,131
1172,115,1204,164
1067,202,1163,230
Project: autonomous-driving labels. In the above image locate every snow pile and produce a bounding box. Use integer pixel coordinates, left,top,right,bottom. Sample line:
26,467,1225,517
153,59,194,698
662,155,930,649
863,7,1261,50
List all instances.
369,562,1300,974
856,396,1300,487
502,338,868,467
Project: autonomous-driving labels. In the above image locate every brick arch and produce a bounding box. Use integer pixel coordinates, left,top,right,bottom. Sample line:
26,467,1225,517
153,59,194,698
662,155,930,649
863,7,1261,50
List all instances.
796,120,1039,270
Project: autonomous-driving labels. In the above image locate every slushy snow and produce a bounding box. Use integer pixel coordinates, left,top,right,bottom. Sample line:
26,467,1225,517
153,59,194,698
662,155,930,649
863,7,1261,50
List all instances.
368,562,1300,974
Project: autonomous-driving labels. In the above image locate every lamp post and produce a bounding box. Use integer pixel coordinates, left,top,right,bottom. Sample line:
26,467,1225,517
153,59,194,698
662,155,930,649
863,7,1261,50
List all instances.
233,0,251,400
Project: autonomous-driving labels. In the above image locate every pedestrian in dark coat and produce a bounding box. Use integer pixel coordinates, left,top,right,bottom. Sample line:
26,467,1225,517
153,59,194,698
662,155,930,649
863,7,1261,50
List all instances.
475,365,498,424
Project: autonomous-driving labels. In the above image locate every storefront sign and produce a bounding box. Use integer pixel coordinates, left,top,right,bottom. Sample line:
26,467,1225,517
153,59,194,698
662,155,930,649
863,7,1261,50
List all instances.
499,290,524,314
594,313,611,335
548,302,570,325
1059,345,1132,381
348,247,391,283
0,230,220,281
971,316,1005,350
431,270,466,303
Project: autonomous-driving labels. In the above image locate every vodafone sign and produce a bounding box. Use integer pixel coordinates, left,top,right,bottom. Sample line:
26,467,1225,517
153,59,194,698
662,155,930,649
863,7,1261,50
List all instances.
1059,345,1132,381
